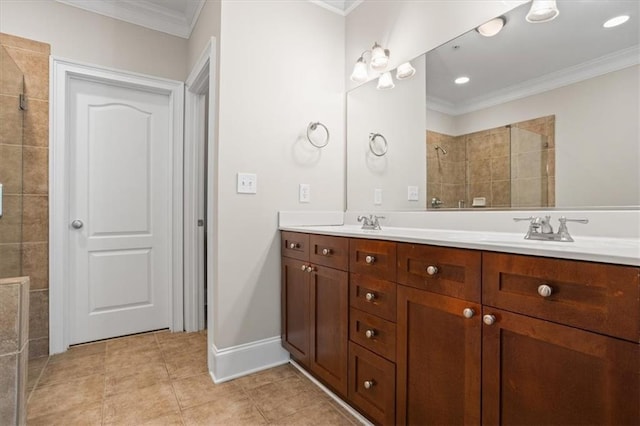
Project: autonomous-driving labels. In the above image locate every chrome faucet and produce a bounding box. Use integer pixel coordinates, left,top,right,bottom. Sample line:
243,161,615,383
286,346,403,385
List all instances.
513,215,588,242
357,214,385,230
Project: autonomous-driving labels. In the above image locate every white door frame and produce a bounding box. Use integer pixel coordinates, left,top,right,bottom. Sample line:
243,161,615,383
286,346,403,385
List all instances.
49,57,184,354
184,38,217,333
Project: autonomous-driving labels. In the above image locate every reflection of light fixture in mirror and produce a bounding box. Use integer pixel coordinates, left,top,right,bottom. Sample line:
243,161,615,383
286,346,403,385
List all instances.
603,15,630,28
396,62,416,80
454,76,470,85
526,0,559,23
370,42,390,70
377,72,395,90
476,17,505,37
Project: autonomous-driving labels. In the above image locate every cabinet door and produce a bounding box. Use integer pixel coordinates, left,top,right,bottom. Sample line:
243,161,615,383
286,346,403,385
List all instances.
482,307,640,426
281,257,310,365
396,285,481,426
309,265,349,396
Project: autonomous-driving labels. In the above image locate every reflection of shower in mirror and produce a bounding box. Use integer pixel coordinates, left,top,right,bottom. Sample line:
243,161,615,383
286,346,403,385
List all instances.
434,145,447,155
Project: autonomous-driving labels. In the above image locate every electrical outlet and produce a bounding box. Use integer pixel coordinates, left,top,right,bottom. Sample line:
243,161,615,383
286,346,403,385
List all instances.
299,184,311,203
237,173,257,194
408,185,419,201
374,188,383,205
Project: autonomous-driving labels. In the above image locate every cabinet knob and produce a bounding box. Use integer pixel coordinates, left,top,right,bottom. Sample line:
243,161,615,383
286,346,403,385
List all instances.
537,284,553,298
463,308,475,319
426,265,439,276
365,292,376,302
363,380,375,390
365,329,376,339
289,242,299,249
322,248,332,256
300,264,307,271
307,266,315,273
483,314,496,326
365,255,376,264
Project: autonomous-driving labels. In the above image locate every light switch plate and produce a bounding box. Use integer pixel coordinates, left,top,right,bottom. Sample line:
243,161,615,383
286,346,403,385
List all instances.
374,188,383,205
299,184,311,203
408,185,419,201
237,173,257,194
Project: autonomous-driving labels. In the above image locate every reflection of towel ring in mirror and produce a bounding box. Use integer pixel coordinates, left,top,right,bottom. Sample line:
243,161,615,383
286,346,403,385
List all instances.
306,122,330,148
369,133,388,157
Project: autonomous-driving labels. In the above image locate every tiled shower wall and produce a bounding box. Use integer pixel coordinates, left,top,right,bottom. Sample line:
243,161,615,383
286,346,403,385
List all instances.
0,33,50,358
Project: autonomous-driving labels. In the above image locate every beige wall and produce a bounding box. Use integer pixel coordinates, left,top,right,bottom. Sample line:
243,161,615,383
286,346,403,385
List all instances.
0,0,188,81
213,0,345,348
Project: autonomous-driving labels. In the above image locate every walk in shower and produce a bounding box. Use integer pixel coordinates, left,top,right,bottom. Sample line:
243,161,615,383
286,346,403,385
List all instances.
0,45,26,279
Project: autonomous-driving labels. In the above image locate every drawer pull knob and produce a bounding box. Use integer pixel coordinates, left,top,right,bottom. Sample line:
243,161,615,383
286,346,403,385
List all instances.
365,292,376,302
300,264,307,271
483,314,496,326
463,308,475,319
365,255,376,264
537,284,553,298
289,243,299,249
363,380,375,390
426,265,439,275
365,329,376,339
322,248,332,256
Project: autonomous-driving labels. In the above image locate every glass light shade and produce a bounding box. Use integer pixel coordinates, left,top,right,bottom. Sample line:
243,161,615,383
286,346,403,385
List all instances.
476,17,505,37
526,0,559,23
370,43,389,71
377,72,395,90
350,58,368,83
396,62,416,80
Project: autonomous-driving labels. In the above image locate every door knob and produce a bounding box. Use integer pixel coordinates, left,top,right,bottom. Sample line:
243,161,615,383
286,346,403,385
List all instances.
71,219,84,229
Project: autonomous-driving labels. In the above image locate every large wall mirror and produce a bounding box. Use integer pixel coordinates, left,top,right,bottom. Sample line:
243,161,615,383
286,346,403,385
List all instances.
347,0,639,211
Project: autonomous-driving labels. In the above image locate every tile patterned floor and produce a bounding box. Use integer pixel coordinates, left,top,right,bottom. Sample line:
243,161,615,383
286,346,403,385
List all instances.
26,331,360,425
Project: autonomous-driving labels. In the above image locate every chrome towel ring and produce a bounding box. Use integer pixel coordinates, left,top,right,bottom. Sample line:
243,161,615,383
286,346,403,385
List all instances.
306,122,330,148
369,133,388,157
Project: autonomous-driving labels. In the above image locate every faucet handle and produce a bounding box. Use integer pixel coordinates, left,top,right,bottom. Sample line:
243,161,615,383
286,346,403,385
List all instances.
559,217,589,225
557,216,588,242
513,216,536,222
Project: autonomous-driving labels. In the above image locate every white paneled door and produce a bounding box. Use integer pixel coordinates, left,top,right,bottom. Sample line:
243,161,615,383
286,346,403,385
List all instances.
67,76,172,345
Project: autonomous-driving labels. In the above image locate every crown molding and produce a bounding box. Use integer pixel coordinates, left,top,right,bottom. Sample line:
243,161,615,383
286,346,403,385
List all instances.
309,0,363,16
55,0,204,39
428,46,640,117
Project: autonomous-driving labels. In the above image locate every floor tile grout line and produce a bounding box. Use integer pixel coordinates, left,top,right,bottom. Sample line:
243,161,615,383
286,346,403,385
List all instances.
156,331,187,425
26,355,50,405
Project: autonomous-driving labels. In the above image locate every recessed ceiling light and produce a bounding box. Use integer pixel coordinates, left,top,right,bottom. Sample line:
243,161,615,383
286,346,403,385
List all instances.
476,17,506,37
455,76,470,85
603,15,630,28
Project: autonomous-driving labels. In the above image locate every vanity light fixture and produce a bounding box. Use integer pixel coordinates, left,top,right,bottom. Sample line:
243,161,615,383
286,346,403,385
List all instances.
377,72,395,90
603,15,630,28
476,17,506,37
454,76,470,85
526,0,559,23
350,42,391,83
396,62,416,80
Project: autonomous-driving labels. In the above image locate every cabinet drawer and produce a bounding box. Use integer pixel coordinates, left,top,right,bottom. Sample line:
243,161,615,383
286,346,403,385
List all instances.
350,239,397,282
348,342,396,426
350,308,396,362
397,243,481,303
309,234,349,271
281,231,309,261
350,273,397,322
483,252,640,342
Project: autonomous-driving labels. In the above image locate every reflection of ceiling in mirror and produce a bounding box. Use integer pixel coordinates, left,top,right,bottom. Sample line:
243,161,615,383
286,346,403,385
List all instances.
426,0,639,115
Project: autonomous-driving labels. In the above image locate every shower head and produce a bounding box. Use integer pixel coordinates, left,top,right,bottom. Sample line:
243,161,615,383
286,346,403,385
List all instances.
435,145,448,155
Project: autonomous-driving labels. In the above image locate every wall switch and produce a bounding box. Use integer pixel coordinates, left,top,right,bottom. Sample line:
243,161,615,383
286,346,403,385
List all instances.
374,188,383,205
408,185,419,201
237,173,257,194
299,184,311,203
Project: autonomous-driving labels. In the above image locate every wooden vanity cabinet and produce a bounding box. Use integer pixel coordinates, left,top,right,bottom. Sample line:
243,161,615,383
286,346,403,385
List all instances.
482,253,640,425
281,232,349,397
396,244,482,425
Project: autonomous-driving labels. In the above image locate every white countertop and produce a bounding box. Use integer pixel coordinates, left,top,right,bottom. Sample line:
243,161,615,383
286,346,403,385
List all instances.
280,224,640,266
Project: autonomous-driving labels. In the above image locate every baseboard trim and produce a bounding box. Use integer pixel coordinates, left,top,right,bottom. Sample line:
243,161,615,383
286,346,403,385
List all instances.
289,360,372,426
209,336,290,383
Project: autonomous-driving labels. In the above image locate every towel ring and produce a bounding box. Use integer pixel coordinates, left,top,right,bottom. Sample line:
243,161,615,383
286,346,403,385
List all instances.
306,122,330,148
369,133,388,157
